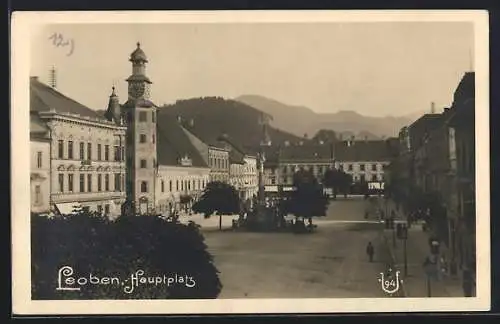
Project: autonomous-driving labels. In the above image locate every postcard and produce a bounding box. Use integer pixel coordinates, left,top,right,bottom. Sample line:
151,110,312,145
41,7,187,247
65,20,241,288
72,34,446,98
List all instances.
11,10,490,315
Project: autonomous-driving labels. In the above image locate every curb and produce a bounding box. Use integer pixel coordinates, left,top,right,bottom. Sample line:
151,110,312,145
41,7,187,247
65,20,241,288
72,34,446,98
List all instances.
382,231,408,298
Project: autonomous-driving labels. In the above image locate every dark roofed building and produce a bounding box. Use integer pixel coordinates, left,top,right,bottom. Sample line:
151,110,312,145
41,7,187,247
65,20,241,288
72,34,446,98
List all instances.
156,116,208,168
408,114,444,152
334,140,392,162
30,76,106,121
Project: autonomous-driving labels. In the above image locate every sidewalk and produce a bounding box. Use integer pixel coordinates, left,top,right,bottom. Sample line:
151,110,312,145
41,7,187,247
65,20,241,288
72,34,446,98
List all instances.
382,199,465,297
178,213,238,230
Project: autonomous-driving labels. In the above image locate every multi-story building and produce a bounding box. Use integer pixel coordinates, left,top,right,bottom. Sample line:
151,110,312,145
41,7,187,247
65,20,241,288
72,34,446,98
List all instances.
155,116,210,215
208,146,230,183
448,71,475,291
30,77,128,218
30,113,51,214
259,140,391,193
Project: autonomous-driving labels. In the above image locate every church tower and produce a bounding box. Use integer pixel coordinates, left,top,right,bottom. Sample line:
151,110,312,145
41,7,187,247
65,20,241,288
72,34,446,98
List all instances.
122,42,158,215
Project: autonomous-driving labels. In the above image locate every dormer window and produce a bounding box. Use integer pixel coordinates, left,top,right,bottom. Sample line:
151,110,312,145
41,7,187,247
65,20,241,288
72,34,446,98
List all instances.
179,154,192,166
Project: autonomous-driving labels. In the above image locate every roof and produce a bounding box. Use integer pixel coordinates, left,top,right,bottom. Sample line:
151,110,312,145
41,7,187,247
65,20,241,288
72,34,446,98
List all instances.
30,112,50,134
30,77,105,120
156,116,208,168
130,42,148,62
453,72,474,105
229,149,245,164
122,98,157,109
279,143,333,162
334,140,391,161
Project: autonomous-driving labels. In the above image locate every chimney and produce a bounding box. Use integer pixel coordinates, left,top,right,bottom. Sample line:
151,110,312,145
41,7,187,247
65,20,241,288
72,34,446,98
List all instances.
49,66,57,88
431,102,436,114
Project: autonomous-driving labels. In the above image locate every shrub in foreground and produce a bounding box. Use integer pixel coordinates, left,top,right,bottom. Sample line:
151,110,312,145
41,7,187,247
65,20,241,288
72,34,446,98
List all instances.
31,212,222,299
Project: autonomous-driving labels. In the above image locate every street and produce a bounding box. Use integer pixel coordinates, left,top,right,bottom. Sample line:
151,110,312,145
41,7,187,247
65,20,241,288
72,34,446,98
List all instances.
202,197,399,298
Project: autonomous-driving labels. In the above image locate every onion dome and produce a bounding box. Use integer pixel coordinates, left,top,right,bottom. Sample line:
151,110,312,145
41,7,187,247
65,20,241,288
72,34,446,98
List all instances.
129,42,148,63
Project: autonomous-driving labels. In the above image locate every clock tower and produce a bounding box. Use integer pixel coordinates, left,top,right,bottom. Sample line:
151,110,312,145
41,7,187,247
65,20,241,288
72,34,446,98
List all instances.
123,42,158,215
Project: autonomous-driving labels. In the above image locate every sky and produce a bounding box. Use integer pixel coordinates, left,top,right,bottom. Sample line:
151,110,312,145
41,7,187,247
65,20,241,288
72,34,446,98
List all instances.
30,22,474,117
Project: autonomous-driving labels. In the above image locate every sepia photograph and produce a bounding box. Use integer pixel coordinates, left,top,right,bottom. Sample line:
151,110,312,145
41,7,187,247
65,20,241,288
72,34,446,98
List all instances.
11,10,490,314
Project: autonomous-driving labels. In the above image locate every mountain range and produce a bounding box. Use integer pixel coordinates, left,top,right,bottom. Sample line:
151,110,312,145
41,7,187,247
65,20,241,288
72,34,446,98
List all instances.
235,95,424,140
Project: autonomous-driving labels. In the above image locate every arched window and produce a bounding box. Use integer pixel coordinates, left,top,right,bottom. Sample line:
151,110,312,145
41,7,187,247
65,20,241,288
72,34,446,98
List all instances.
141,181,148,193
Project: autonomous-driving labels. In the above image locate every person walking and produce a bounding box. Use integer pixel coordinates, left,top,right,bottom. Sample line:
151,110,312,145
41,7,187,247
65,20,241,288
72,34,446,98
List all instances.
366,242,375,262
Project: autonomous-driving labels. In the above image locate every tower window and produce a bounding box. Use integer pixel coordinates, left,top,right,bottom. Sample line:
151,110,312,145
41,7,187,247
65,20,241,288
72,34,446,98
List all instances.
37,151,42,168
140,134,147,143
140,159,147,168
161,180,165,192
141,181,148,193
139,111,147,122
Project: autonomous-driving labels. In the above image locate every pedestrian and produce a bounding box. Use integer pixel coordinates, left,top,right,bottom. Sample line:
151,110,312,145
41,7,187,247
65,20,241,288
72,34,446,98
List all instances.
366,242,375,262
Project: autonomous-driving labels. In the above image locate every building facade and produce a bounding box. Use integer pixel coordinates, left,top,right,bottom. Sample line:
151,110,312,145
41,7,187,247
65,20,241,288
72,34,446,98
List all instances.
30,114,51,214
30,77,128,218
208,146,230,183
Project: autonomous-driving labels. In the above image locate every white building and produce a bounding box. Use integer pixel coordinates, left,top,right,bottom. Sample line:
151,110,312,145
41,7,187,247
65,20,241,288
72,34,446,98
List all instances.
30,77,128,218
30,113,51,214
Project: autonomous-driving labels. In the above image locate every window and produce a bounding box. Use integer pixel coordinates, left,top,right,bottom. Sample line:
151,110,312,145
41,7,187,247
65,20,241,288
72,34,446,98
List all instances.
104,145,109,161
152,134,155,144
188,181,191,191
37,151,42,168
141,181,148,193
176,180,179,191
181,180,184,191
97,205,103,215
152,111,156,123
348,164,353,171
58,140,64,159
87,174,92,192
121,146,125,161
139,111,147,122
140,134,147,143
360,174,365,182
97,144,102,160
371,174,377,181
68,174,74,192
372,164,377,171
87,143,92,160
105,174,109,191
161,180,165,192
380,174,384,181
58,174,64,192
79,174,85,192
80,142,85,160
169,180,172,192
198,179,200,190
97,174,102,191
68,141,74,159
114,146,120,161
114,173,121,191
104,204,110,215
140,159,147,168
34,185,41,204
122,174,125,192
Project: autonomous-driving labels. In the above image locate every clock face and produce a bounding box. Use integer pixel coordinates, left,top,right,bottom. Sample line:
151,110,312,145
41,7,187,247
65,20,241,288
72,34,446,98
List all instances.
129,82,145,98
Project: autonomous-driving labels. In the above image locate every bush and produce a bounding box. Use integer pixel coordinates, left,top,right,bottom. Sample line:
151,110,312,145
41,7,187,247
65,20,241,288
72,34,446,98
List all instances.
31,212,222,299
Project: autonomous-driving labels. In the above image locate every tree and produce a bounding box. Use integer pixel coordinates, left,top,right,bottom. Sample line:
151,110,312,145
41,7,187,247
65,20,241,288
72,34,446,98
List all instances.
287,169,329,231
192,181,241,230
312,129,337,143
323,168,352,198
31,212,222,299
